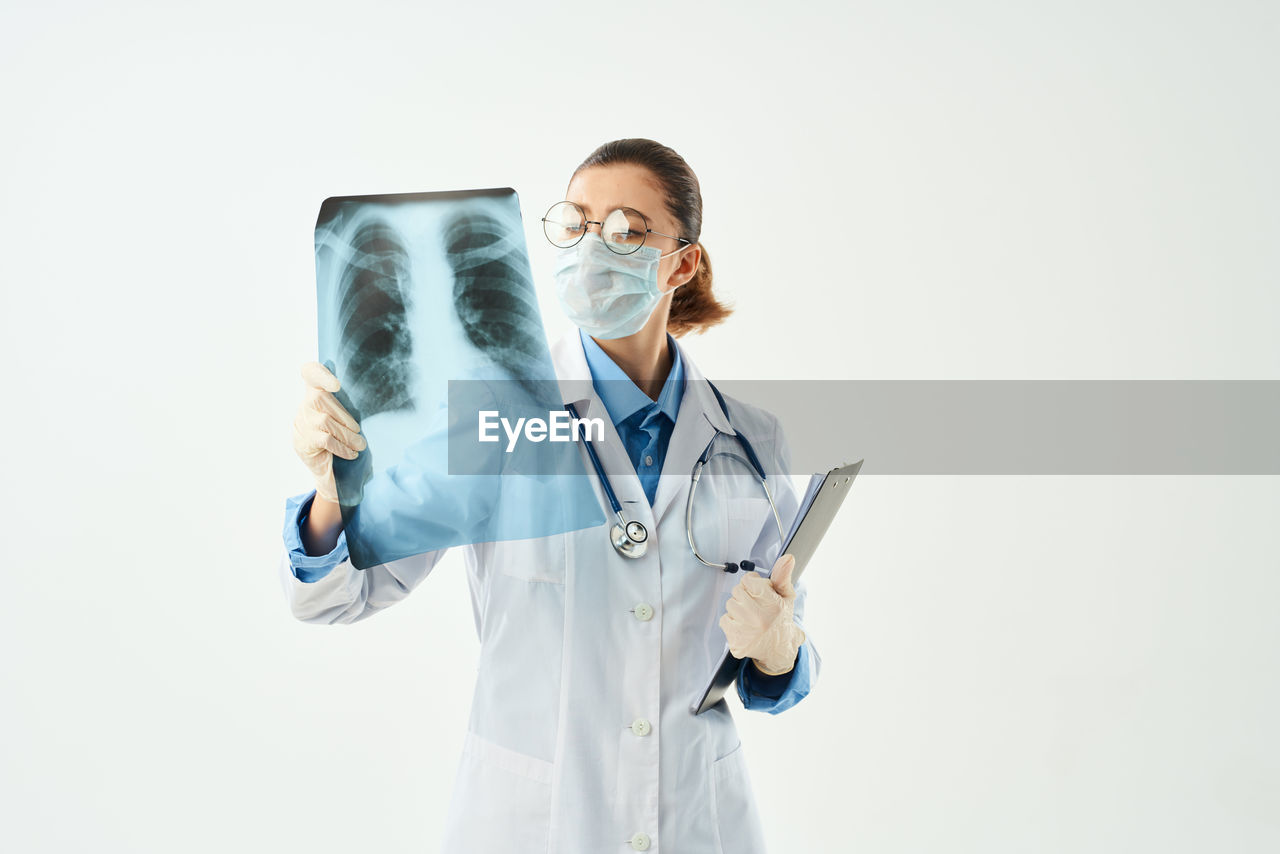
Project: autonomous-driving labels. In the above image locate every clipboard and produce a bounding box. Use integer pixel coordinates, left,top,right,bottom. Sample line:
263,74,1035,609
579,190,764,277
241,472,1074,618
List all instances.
690,459,864,715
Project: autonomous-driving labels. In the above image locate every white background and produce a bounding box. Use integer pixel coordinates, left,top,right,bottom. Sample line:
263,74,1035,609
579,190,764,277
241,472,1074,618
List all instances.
2,1,1278,851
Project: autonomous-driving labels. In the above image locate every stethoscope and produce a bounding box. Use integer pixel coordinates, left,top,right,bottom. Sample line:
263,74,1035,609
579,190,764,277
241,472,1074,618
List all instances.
566,384,785,572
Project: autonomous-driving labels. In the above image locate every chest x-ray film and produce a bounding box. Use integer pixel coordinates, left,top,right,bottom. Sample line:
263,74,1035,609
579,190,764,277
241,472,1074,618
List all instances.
315,188,604,570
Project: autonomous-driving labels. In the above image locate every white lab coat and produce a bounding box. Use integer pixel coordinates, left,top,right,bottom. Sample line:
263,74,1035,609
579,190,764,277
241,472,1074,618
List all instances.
279,331,821,854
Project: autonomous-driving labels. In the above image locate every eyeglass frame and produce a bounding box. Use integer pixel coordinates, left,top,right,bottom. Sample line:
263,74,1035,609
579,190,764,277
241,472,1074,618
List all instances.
541,200,695,256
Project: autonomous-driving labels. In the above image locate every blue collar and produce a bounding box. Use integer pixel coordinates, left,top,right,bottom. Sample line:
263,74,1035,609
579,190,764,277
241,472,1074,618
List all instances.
579,328,684,426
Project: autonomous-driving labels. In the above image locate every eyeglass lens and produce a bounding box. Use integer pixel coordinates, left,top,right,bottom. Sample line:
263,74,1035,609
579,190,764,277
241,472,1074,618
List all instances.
543,202,649,254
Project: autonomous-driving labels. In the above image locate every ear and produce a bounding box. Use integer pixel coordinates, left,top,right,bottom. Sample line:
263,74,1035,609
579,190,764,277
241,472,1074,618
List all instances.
665,243,701,291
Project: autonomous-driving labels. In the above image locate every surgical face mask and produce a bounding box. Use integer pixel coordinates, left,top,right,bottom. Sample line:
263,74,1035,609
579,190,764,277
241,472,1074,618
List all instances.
554,232,687,340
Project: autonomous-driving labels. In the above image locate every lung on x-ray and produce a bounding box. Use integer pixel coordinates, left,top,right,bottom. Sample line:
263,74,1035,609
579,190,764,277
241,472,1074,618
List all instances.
314,188,603,570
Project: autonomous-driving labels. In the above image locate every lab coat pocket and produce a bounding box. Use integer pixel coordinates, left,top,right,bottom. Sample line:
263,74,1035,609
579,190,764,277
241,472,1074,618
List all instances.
492,531,568,584
443,730,553,853
710,741,767,854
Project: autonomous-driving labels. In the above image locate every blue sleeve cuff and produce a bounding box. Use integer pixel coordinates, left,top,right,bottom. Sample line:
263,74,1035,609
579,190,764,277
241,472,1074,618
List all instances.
283,490,350,583
741,655,796,700
737,640,812,715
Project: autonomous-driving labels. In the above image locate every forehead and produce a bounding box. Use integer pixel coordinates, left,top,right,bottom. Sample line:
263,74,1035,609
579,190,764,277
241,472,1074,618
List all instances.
566,163,672,228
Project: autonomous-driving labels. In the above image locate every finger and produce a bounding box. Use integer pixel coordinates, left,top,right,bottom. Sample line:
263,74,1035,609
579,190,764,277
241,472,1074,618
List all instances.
291,413,315,445
317,431,360,460
719,613,747,644
725,598,754,621
308,388,361,433
307,408,363,453
301,361,340,393
770,554,797,596
293,424,326,466
741,572,774,599
319,413,366,451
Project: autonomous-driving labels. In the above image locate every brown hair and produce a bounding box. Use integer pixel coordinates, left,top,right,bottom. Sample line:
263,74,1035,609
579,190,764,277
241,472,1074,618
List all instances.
572,138,732,337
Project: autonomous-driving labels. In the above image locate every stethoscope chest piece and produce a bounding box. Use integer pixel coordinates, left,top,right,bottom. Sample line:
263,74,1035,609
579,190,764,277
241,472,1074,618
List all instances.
611,519,648,559
567,401,654,561
567,391,781,567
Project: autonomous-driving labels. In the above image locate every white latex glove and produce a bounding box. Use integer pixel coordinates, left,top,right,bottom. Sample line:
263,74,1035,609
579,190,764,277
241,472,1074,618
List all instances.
718,554,806,675
291,361,365,503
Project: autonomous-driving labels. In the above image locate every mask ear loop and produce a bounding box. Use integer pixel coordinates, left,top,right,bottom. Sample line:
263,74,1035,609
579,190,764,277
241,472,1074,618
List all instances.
658,243,690,260
656,241,697,295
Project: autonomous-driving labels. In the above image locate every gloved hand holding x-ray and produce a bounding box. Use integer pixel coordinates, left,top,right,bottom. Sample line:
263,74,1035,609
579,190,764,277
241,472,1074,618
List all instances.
291,360,364,503
313,188,604,569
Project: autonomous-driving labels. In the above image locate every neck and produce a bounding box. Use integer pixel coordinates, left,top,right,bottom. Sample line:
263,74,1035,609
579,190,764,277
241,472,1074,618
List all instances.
593,323,672,401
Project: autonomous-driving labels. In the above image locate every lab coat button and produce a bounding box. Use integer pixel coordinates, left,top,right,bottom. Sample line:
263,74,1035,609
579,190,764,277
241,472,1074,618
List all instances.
633,603,654,621
629,832,651,850
631,718,652,736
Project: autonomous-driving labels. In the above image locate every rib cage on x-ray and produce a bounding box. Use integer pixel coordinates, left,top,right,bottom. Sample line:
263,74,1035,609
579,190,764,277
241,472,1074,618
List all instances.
314,188,608,569
444,209,548,386
335,220,417,420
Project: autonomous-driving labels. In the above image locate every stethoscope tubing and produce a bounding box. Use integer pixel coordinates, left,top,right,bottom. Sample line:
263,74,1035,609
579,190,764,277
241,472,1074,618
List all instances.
686,447,785,572
565,401,626,520
565,396,784,570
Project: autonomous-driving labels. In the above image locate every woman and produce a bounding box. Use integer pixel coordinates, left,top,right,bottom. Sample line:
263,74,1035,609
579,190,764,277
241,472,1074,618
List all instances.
283,138,819,853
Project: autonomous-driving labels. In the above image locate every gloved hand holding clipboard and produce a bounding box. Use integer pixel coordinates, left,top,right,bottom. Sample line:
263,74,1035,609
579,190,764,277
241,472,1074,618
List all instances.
692,459,864,716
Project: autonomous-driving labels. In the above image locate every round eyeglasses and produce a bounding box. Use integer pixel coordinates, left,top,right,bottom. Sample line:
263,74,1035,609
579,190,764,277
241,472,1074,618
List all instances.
542,201,693,256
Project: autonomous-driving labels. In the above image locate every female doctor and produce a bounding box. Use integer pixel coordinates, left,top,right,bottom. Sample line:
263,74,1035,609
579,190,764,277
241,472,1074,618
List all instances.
283,138,818,854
